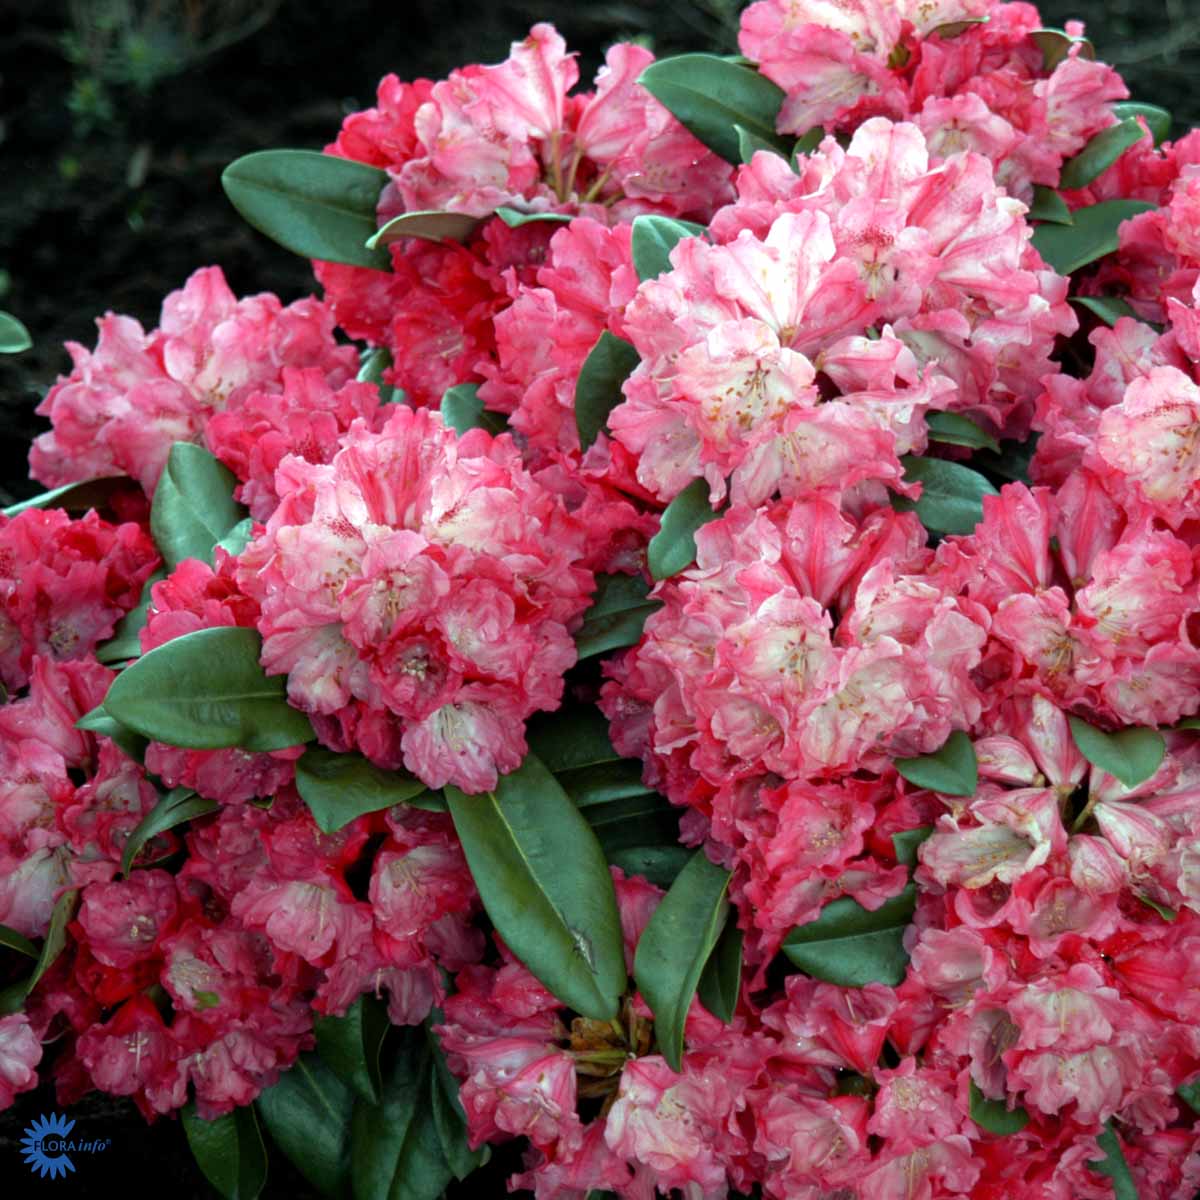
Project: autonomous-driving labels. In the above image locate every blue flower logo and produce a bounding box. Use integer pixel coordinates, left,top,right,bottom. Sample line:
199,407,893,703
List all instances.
21,1112,78,1179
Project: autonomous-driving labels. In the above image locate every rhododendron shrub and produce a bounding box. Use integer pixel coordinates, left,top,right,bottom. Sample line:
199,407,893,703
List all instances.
5,7,1200,1200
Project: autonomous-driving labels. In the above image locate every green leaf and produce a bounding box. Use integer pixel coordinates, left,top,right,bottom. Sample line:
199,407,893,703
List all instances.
427,1025,488,1180
972,437,1037,485
24,889,78,999
440,383,507,437
103,626,315,752
121,787,217,876
631,214,707,282
637,53,787,165
351,1032,452,1200
76,705,148,763
895,731,978,796
931,17,988,37
95,568,164,664
1088,1121,1138,1200
1070,295,1140,327
1138,894,1177,922
357,346,391,386
1031,199,1156,275
1027,186,1073,225
256,1053,353,1200
925,412,1000,453
634,850,731,1070
495,206,572,228
1059,119,1145,190
217,518,255,558
607,844,694,888
891,826,934,870
525,706,624,775
586,792,681,856
315,993,390,1105
1,475,129,519
0,924,38,959
575,331,640,451
447,754,627,1019
151,442,247,572
368,209,483,248
0,310,32,353
969,1080,1029,1135
560,760,655,809
222,149,390,270
1067,716,1165,788
697,918,742,1024
792,127,825,162
736,123,784,164
1179,1080,1200,1115
1030,28,1095,71
295,746,442,834
182,1102,268,1200
648,478,719,580
575,573,660,661
893,455,998,536
1112,101,1171,146
782,885,917,988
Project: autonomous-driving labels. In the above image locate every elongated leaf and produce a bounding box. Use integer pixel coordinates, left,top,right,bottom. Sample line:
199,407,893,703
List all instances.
1031,28,1094,70
358,346,391,386
222,149,390,270
931,16,988,37
1032,200,1156,275
440,382,507,437
648,478,719,580
103,626,315,752
782,885,917,987
1112,101,1171,146
24,889,78,999
631,214,707,282
315,994,390,1105
697,918,742,1023
973,437,1037,486
638,54,786,165
0,924,38,959
575,332,640,450
182,1102,267,1200
525,706,624,774
351,1032,451,1200
925,412,1000,453
1070,295,1140,327
122,787,217,876
1088,1121,1138,1200
575,573,660,660
1060,119,1144,190
895,731,978,796
634,851,731,1070
256,1054,353,1200
608,844,692,888
447,754,627,1019
495,206,571,228
295,747,442,834
891,826,934,870
1027,186,1072,225
969,1081,1029,1135
368,209,483,248
427,1025,488,1180
1178,1080,1200,1115
1,475,129,519
76,705,148,763
792,127,825,161
96,567,164,664
586,792,681,855
560,760,655,809
1139,894,1176,922
893,455,998,536
0,310,32,353
1068,716,1164,788
735,123,784,164
151,442,247,571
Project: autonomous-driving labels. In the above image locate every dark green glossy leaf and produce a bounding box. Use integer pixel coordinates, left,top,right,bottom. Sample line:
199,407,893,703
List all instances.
969,1080,1029,1135
575,573,660,661
634,850,731,1070
76,705,149,763
315,993,390,1105
1028,186,1072,225
893,455,998,536
782,885,917,987
575,332,640,451
895,731,978,796
1060,119,1145,190
256,1053,353,1200
0,924,37,959
925,412,1000,453
24,889,78,999
608,844,693,888
631,214,707,282
440,383,507,437
495,206,572,228
295,746,441,834
121,787,217,876
586,792,681,855
1087,1121,1138,1200
735,123,784,164
427,1024,488,1180
368,209,483,248
1111,101,1171,146
1032,200,1156,275
0,310,32,353
182,1102,267,1200
559,760,654,809
697,918,742,1023
972,437,1037,485
95,568,164,664
151,442,247,571
891,826,934,870
222,149,389,270
648,478,719,580
637,53,787,165
1068,716,1165,788
525,705,624,774
1030,28,1095,71
1070,296,1140,327
792,127,825,162
103,626,315,752
447,754,627,1019
1,475,129,519
357,346,391,386
1179,1080,1200,1115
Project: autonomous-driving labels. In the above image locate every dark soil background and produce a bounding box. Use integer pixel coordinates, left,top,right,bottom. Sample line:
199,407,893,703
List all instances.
1,0,1198,1196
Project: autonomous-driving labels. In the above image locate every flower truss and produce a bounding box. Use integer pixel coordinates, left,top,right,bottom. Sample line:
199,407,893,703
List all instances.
3,6,1200,1200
